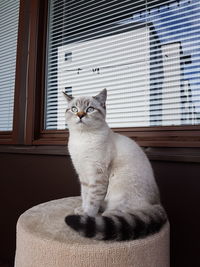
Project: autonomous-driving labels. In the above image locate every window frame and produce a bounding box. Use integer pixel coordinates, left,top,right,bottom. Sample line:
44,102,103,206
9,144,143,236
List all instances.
1,0,200,148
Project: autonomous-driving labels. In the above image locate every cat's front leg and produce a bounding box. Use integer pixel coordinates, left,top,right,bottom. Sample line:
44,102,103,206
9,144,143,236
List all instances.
74,183,88,215
84,177,108,217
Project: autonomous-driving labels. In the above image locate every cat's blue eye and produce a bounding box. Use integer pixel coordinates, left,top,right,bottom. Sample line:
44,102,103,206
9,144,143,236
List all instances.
71,106,78,113
86,107,95,113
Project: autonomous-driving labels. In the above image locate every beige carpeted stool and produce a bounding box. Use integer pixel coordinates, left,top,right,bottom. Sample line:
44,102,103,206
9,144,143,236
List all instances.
15,196,170,267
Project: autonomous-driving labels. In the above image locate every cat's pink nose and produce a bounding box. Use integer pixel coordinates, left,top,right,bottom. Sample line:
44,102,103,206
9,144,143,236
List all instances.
77,111,86,119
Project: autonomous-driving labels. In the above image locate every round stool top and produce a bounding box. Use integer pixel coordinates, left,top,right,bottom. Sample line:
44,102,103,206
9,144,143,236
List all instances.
18,196,169,249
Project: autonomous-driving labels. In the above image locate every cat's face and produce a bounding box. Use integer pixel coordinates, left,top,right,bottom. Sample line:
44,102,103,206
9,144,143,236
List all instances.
64,89,107,130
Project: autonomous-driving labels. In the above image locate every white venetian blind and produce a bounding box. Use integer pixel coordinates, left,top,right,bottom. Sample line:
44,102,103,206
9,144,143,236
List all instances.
0,0,20,131
45,0,200,130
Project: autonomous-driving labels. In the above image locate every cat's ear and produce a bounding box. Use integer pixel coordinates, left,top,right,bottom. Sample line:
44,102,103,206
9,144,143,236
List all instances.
63,91,73,103
93,88,107,106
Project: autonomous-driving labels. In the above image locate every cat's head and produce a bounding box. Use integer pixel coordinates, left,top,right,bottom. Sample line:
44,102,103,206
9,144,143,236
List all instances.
63,89,107,130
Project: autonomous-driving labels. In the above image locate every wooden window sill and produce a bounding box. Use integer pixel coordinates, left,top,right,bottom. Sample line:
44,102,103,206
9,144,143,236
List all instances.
0,145,200,163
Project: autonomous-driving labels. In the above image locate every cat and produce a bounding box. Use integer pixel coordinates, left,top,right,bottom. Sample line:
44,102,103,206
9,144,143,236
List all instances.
63,89,167,241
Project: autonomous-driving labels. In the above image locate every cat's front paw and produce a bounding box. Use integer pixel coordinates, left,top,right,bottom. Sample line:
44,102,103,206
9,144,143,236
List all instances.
74,206,85,215
84,205,99,217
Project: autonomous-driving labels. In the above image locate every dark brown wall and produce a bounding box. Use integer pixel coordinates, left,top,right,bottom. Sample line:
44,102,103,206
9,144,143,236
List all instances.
152,161,200,267
0,153,79,266
0,153,199,267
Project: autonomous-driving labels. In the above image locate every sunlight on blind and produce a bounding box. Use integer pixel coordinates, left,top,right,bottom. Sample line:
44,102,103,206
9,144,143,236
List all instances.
0,0,20,131
45,0,200,130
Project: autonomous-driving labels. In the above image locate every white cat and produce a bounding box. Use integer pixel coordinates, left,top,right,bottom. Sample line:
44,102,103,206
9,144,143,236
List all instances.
64,89,167,240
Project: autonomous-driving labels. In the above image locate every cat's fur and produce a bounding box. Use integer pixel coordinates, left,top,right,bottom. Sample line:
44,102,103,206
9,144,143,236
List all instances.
64,89,167,241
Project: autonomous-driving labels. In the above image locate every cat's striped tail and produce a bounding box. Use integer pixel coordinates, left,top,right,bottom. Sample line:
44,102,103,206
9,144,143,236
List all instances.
65,205,167,241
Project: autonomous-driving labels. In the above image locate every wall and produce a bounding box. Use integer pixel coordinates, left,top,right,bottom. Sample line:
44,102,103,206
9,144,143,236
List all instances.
0,152,199,267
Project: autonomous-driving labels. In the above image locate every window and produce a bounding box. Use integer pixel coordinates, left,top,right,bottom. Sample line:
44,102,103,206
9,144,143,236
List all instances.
45,0,200,131
1,0,200,148
0,0,20,131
